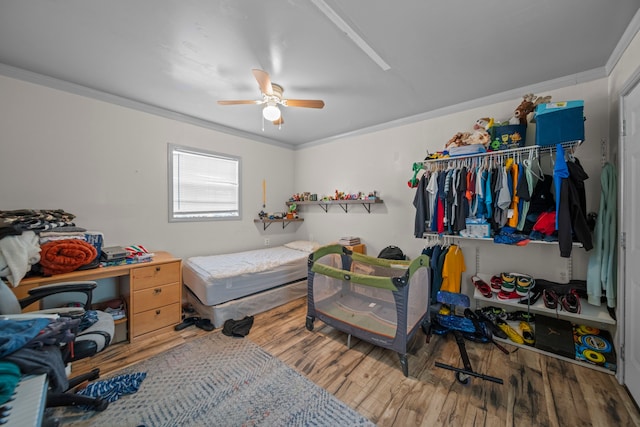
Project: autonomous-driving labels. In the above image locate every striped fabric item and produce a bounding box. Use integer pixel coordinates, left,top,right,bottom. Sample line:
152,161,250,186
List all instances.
77,372,147,404
124,245,149,258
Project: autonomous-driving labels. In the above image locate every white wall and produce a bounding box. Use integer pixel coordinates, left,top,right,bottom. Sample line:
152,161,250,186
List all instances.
0,75,299,259
0,64,617,290
293,79,610,295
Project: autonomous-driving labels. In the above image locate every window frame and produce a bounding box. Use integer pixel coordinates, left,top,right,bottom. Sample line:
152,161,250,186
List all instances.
168,143,242,222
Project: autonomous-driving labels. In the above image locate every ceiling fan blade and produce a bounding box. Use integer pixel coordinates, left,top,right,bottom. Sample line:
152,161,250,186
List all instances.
217,100,262,105
284,99,325,109
252,69,273,96
273,117,284,125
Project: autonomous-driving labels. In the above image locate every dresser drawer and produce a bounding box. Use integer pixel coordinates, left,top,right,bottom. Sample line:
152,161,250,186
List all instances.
133,282,180,314
132,302,181,337
132,261,180,290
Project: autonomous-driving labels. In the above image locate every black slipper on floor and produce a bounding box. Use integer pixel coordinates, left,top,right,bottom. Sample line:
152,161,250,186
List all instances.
175,316,200,331
195,318,215,331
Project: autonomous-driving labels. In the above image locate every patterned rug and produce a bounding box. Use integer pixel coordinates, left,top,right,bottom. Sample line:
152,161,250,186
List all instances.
51,333,374,426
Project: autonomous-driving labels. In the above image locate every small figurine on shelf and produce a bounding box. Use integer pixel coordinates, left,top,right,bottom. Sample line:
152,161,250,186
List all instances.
287,203,298,219
258,210,267,219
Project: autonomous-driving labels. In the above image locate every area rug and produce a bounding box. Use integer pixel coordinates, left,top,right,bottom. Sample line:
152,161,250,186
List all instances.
51,332,374,427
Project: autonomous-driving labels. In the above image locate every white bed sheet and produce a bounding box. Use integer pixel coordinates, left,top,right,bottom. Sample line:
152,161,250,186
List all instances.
182,245,310,306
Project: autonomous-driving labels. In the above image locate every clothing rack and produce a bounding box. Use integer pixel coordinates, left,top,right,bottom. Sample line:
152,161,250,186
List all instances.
420,140,583,171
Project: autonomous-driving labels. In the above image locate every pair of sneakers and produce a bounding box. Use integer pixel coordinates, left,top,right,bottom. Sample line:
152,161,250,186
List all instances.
495,319,535,345
543,288,581,313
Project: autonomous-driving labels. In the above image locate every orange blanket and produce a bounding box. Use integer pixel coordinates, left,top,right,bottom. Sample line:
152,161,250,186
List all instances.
39,240,98,275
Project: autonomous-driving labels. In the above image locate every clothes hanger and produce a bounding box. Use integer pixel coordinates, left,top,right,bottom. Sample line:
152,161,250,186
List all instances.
526,148,545,181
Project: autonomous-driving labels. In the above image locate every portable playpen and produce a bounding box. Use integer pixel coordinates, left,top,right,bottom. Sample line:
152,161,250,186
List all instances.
305,245,431,376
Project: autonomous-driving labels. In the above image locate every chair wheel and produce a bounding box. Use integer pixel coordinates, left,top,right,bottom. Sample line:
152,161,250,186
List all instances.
94,398,109,411
456,372,470,385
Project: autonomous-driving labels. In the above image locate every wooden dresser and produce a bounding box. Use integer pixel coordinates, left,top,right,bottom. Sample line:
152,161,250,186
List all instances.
12,251,182,342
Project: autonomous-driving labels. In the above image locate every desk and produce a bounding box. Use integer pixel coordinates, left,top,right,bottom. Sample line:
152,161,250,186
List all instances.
11,251,182,342
343,244,366,254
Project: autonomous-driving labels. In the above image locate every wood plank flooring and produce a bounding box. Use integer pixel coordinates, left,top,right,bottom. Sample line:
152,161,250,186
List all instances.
71,297,640,426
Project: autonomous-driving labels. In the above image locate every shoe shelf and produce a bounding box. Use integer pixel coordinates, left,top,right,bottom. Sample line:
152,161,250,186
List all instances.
491,330,616,375
472,287,616,326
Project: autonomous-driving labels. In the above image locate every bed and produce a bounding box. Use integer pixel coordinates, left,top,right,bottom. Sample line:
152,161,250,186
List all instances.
183,240,318,327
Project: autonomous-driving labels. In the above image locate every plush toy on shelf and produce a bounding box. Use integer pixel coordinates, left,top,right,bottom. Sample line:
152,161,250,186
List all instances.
509,93,552,125
445,117,492,150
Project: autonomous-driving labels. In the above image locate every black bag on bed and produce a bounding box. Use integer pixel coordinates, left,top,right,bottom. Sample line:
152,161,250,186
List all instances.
377,245,407,260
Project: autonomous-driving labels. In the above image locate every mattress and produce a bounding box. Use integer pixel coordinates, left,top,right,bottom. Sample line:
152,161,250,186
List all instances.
183,245,310,306
185,280,307,328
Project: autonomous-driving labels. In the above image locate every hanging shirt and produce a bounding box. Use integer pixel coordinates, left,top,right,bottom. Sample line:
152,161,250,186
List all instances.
553,144,570,230
506,158,520,228
412,172,429,238
440,244,466,293
484,168,493,219
427,172,438,227
517,163,535,230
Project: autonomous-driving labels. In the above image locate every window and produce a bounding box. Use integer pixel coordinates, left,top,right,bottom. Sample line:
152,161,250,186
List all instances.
168,144,241,221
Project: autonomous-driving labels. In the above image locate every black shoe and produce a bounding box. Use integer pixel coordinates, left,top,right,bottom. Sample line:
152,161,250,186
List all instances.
195,318,215,331
560,289,581,313
542,289,559,309
475,310,508,339
518,289,542,306
507,310,536,322
175,316,200,331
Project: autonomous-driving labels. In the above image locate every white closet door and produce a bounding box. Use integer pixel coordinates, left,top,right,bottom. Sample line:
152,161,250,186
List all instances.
623,78,640,405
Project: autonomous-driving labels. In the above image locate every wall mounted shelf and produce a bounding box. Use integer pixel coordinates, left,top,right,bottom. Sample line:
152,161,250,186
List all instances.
254,218,303,230
286,199,383,213
419,140,583,169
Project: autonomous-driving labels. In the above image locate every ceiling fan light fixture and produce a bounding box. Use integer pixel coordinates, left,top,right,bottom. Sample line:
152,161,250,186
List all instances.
262,104,281,121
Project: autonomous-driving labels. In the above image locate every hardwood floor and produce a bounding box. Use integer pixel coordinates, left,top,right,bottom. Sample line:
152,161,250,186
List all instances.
72,297,640,426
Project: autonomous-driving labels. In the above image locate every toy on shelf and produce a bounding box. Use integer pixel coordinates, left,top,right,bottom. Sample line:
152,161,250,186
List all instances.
287,203,299,219
407,162,424,188
444,117,492,152
507,93,553,126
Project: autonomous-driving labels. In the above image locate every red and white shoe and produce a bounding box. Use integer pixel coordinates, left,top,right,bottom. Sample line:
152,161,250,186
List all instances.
497,290,523,300
471,276,492,298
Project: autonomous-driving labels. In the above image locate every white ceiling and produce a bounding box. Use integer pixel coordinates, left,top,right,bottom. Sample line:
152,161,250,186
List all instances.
1,1,639,148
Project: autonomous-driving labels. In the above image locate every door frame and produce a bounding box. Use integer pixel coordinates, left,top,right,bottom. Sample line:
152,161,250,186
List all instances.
618,66,640,386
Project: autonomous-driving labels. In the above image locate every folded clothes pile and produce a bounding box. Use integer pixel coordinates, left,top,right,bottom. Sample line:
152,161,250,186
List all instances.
39,239,97,275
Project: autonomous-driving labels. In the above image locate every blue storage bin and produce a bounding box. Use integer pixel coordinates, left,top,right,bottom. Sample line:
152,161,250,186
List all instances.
488,124,526,151
534,100,585,146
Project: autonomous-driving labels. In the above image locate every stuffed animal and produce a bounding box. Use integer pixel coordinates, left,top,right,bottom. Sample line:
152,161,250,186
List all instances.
445,132,470,148
509,93,552,125
445,117,493,149
466,129,491,147
474,117,494,131
510,94,536,125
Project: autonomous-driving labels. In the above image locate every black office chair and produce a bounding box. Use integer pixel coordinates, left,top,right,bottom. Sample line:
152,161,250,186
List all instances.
0,280,114,411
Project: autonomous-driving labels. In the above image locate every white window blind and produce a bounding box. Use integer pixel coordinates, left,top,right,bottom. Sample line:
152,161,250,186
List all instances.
169,144,241,221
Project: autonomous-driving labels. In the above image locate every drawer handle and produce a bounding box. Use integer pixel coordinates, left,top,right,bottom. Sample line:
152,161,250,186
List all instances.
156,309,161,315
155,267,161,272
154,288,162,294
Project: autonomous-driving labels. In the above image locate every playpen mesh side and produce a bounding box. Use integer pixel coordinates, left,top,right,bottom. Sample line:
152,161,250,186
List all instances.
309,251,429,338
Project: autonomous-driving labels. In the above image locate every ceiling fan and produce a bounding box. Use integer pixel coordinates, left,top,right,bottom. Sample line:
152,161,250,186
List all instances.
218,69,325,125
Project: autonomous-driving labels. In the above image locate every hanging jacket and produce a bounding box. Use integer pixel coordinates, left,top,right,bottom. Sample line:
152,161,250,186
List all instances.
413,172,429,238
557,153,593,257
587,163,617,307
